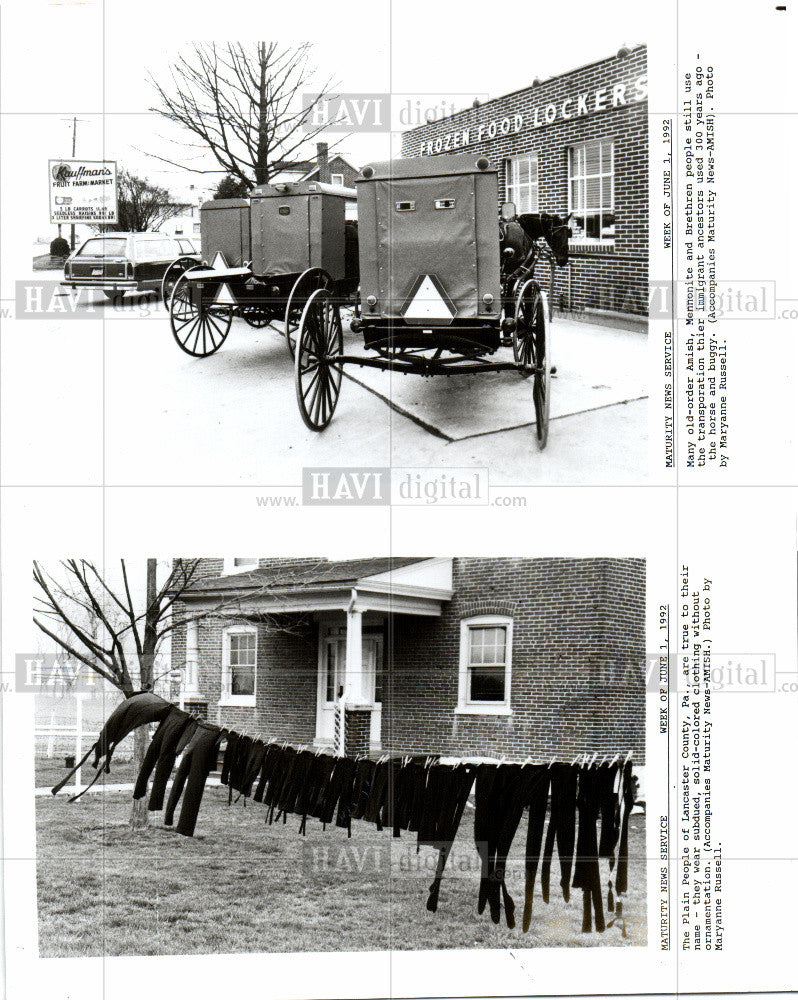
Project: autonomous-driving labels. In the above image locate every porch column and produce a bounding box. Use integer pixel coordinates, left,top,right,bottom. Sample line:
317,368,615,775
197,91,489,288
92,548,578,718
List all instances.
184,619,200,696
344,592,368,705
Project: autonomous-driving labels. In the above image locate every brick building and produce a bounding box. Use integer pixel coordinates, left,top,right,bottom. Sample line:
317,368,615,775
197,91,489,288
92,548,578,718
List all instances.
170,556,646,763
401,46,648,319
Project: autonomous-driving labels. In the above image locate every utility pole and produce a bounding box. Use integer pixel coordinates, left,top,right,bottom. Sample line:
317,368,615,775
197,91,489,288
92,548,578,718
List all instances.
69,116,77,251
59,116,88,250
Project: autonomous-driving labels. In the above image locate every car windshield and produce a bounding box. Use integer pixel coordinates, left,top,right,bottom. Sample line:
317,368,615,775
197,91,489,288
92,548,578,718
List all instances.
77,238,128,258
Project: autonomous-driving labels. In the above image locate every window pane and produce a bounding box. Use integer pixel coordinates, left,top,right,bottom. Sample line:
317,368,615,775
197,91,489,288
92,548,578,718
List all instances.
584,177,601,209
77,238,127,258
469,665,506,701
231,665,254,696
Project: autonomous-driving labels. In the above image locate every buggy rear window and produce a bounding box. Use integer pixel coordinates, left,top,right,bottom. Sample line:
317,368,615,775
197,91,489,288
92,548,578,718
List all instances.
76,238,127,258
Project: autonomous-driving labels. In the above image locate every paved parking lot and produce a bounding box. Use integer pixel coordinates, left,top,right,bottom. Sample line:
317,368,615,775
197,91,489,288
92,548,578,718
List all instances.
10,278,648,487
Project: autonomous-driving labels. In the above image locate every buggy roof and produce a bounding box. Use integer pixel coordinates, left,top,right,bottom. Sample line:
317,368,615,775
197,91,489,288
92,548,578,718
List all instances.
250,180,356,199
357,154,497,182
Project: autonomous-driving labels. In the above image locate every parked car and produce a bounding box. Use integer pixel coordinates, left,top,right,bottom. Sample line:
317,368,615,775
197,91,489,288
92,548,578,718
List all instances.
61,232,200,301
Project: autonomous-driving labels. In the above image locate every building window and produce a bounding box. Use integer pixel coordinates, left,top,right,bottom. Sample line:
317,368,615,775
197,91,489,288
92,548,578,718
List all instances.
330,172,345,187
222,625,257,705
568,140,615,243
505,154,539,214
457,615,513,714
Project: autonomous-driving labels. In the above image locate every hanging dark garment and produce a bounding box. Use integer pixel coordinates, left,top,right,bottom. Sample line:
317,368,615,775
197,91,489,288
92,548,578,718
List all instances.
220,731,241,787
350,758,377,822
521,765,551,932
320,756,354,826
490,764,544,929
540,762,578,904
424,764,476,913
51,691,172,799
148,717,198,811
132,705,191,801
615,760,635,895
163,723,223,834
227,735,255,803
335,756,359,836
572,764,605,933
264,746,297,823
299,753,337,833
597,762,621,860
363,759,391,830
473,763,504,922
253,743,281,804
240,740,267,800
596,761,621,913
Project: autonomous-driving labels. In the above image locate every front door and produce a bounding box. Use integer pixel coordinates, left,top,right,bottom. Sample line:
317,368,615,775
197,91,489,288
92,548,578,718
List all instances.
316,626,383,747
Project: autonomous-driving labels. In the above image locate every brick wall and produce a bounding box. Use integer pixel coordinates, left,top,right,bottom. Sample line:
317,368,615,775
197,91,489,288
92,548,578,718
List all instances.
171,557,646,763
381,557,646,761
400,47,648,316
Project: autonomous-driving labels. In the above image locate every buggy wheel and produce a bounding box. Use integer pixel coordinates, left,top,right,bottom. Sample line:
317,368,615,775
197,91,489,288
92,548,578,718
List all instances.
294,287,343,431
284,268,332,360
161,256,197,306
514,281,551,449
169,270,233,357
240,306,273,328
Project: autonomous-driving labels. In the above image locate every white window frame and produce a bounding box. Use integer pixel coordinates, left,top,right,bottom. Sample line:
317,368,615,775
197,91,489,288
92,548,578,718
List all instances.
568,139,615,246
330,172,345,187
220,624,257,707
505,154,539,214
456,615,513,715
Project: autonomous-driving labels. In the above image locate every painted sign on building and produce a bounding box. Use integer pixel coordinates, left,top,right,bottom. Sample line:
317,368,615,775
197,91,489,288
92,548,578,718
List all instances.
418,75,648,155
49,159,118,224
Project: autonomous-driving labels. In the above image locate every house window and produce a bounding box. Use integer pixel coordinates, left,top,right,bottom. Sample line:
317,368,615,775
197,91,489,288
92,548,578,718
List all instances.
457,615,513,714
330,172,344,187
505,154,539,214
222,626,257,705
568,140,615,243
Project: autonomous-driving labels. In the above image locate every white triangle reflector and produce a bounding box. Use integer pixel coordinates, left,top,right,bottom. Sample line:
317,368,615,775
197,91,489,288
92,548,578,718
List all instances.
212,251,229,269
403,275,455,320
213,282,236,306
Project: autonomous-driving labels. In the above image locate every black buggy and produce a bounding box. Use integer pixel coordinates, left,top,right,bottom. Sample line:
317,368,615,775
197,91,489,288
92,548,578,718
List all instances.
292,154,570,447
167,180,358,358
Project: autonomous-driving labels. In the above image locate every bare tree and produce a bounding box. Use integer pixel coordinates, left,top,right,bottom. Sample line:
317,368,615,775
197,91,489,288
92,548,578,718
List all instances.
149,42,339,188
33,558,318,827
108,170,185,233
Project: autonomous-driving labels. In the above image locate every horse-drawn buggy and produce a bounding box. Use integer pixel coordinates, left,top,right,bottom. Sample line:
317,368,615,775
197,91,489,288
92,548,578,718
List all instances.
166,180,358,358
292,154,570,447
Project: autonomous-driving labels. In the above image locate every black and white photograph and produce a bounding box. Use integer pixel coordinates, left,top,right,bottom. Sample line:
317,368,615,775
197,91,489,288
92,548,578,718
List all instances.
3,0,798,998
31,556,646,955
15,11,650,487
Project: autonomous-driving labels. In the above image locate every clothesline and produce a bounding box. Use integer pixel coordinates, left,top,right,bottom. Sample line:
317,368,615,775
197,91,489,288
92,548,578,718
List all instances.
52,692,637,936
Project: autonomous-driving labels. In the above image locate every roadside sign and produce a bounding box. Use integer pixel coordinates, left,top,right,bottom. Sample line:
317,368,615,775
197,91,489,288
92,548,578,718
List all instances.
49,159,118,224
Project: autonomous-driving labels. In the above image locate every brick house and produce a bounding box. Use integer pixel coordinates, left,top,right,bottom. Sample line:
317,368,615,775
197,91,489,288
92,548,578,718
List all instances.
170,557,645,763
400,46,648,318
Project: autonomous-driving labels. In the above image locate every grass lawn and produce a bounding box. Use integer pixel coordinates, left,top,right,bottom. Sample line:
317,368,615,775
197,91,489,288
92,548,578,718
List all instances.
36,787,646,956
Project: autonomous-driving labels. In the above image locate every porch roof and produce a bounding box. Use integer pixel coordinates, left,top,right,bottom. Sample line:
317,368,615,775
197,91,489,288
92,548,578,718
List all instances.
185,557,453,617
